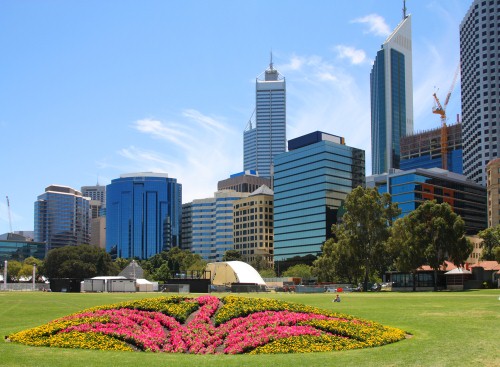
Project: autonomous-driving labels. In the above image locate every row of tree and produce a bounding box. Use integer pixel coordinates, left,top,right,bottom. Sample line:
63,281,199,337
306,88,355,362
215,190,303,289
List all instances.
313,187,473,291
5,187,499,290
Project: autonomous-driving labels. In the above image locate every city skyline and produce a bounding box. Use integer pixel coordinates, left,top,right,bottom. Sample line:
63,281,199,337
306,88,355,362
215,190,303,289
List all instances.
1,1,470,233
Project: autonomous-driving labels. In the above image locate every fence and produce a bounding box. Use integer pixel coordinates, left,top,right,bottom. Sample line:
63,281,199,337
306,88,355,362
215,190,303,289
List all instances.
1,283,50,291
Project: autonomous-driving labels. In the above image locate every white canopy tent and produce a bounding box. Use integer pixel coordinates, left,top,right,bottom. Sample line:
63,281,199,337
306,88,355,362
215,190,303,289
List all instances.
205,261,266,286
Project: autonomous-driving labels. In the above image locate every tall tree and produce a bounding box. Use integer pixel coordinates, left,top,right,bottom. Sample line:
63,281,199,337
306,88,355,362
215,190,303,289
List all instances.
282,264,313,282
390,201,471,291
478,225,500,261
43,244,117,279
320,186,400,291
313,235,362,284
222,250,242,262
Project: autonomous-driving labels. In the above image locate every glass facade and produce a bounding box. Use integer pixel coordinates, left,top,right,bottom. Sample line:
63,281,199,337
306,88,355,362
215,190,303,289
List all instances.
106,173,182,259
372,169,487,234
400,150,463,174
244,63,286,178
370,15,413,175
0,240,46,262
34,185,91,253
273,137,365,261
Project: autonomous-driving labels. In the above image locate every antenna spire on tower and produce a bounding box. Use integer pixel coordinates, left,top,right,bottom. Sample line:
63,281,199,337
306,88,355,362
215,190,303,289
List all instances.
269,50,274,70
403,0,407,19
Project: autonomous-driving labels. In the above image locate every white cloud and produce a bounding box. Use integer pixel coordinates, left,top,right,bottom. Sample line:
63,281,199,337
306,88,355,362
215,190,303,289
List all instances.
279,53,372,173
118,110,242,202
335,45,369,65
351,14,391,37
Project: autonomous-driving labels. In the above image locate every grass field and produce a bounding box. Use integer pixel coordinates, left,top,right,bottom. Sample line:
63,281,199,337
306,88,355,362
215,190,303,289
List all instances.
0,290,499,367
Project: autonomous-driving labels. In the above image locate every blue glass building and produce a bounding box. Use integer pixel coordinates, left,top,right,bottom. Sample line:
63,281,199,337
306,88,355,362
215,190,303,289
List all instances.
273,132,365,261
34,185,91,254
244,58,286,178
367,168,486,234
106,173,182,259
371,13,413,174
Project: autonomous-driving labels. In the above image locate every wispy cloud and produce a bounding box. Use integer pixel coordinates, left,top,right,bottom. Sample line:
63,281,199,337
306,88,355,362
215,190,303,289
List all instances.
351,14,391,37
277,53,372,172
116,110,241,202
335,45,369,65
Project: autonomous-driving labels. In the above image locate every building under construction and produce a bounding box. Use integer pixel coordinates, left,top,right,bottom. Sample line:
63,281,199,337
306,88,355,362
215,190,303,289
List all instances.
400,123,462,174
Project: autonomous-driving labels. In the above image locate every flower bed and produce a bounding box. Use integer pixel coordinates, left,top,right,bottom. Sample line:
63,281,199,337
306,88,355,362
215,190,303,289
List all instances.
6,295,406,354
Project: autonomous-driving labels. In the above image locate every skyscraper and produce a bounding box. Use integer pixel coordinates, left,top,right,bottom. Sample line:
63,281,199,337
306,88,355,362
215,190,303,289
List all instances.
186,190,249,262
460,0,500,185
34,185,91,254
371,12,413,174
106,173,182,259
243,57,286,178
273,132,365,261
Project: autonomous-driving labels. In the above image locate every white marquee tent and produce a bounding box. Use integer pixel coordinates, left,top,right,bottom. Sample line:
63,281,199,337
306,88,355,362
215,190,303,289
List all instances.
205,261,266,286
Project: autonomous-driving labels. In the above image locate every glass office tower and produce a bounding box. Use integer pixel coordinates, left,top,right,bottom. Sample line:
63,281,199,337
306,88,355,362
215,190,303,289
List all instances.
244,58,286,178
273,132,365,261
106,173,182,259
371,13,413,174
367,168,487,234
34,185,91,254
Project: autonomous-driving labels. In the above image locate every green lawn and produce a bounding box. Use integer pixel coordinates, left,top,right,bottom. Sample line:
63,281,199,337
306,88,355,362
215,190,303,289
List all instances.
0,290,499,367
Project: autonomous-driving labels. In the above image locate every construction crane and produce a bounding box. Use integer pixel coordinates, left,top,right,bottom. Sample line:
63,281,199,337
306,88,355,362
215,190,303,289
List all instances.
432,64,460,170
6,196,13,233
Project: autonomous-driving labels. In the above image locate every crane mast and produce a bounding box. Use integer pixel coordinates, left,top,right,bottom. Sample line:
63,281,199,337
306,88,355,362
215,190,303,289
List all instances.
6,196,13,233
432,64,460,171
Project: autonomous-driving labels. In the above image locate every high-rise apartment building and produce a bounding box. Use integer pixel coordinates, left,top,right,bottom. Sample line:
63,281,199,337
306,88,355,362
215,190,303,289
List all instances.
243,58,286,178
187,190,249,262
273,132,365,261
106,173,182,259
371,13,413,174
82,184,107,249
233,185,274,267
460,0,500,185
82,184,106,217
34,185,91,254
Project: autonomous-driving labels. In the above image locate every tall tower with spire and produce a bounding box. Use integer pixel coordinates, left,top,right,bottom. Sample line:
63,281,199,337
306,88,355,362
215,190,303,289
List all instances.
243,55,286,179
370,5,413,175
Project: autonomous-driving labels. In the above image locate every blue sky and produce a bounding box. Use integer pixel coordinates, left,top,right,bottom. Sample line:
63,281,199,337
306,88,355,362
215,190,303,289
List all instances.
0,0,471,233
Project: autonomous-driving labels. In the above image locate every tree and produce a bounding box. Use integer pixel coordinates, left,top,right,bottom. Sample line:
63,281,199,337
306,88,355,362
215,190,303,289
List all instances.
390,201,472,291
282,264,313,282
315,187,400,291
222,250,242,262
142,248,207,280
388,217,424,291
259,268,276,278
43,244,117,279
313,236,362,284
478,225,500,261
6,260,22,282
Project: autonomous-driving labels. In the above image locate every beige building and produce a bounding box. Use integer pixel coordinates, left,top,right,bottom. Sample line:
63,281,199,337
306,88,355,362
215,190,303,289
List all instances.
486,158,500,227
233,185,274,267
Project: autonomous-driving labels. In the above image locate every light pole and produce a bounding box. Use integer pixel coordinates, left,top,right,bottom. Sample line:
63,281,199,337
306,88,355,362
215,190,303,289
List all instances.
3,260,7,291
32,264,36,291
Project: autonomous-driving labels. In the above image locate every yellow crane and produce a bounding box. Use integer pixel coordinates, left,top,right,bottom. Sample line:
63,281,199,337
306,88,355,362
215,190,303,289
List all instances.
432,64,460,171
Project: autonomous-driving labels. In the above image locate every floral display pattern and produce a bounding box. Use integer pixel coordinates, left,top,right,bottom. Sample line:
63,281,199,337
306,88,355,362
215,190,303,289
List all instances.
7,295,406,354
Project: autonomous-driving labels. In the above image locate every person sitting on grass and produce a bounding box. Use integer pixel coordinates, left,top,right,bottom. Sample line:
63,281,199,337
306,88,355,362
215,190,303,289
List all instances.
333,294,341,302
